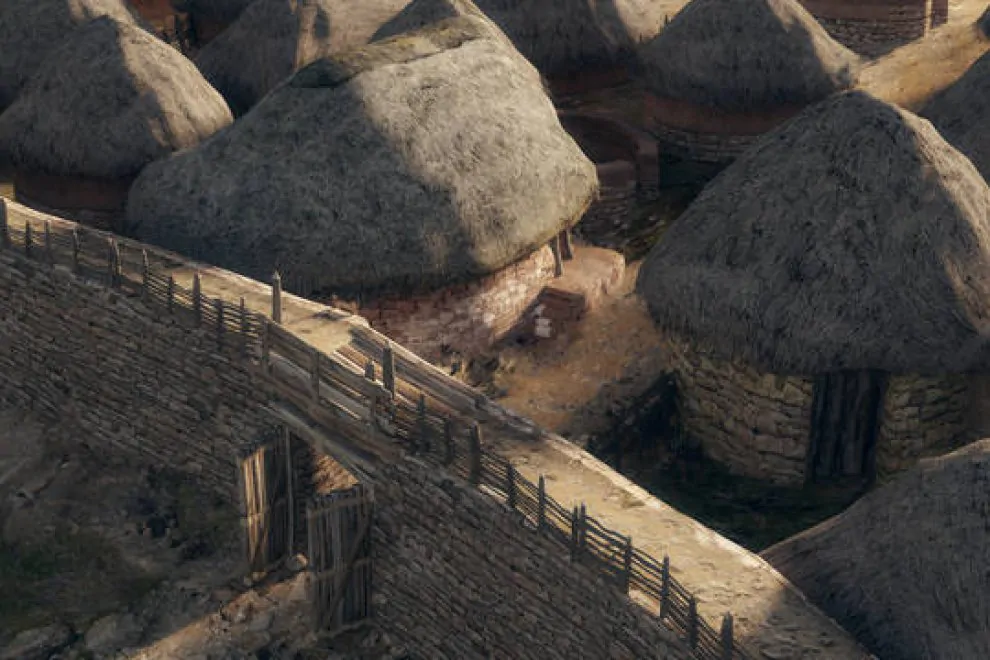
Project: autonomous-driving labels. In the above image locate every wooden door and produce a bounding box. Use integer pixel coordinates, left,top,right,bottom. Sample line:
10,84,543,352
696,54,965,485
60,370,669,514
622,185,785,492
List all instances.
237,432,294,574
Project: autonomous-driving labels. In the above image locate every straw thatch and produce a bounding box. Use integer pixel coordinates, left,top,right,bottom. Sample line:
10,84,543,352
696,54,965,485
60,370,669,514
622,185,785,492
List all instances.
638,0,860,113
762,440,990,659
636,91,990,375
920,50,990,180
125,16,597,298
0,16,233,180
0,0,144,111
374,0,670,78
193,0,339,116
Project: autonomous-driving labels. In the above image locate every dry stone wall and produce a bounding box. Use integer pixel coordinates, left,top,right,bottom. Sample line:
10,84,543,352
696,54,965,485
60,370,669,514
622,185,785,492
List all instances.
369,457,692,660
576,161,638,245
358,245,556,362
651,124,758,165
799,0,939,56
665,337,814,485
0,250,273,501
877,373,971,474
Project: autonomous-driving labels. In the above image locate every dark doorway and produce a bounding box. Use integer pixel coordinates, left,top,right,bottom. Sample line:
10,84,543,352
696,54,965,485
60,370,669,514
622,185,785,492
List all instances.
807,370,888,484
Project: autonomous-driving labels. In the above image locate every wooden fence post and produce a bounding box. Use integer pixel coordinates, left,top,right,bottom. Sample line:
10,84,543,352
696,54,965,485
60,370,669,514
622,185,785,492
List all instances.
71,228,80,273
443,418,455,466
192,272,202,323
0,200,8,249
271,271,282,324
659,555,671,618
310,348,320,400
215,299,225,346
579,504,587,553
364,360,375,381
506,463,517,510
24,222,33,258
261,319,271,372
166,275,175,312
111,239,122,287
469,423,482,485
560,229,573,260
44,219,53,264
687,596,699,649
141,250,150,300
239,297,248,355
720,613,734,660
570,506,581,561
417,393,429,454
621,536,633,593
382,342,396,397
549,234,563,277
537,475,546,531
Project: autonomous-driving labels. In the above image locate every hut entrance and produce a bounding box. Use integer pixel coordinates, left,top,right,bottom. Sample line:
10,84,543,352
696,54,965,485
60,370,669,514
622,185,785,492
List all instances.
237,424,374,633
807,370,888,483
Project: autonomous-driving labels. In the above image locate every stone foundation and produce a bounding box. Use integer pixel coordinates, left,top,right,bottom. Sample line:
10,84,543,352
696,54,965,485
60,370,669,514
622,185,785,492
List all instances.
14,171,132,231
876,373,971,474
665,337,815,485
358,245,557,361
799,0,944,57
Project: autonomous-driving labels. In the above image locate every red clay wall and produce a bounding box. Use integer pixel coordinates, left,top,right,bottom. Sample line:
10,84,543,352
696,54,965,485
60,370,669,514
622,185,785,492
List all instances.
358,245,557,361
13,171,131,231
798,0,943,56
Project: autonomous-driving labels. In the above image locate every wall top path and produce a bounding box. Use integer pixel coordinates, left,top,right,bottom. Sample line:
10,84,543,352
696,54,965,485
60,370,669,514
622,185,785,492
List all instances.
0,197,869,659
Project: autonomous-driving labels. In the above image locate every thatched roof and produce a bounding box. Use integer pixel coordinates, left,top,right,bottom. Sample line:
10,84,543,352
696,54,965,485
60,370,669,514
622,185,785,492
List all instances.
0,17,233,180
125,16,597,298
0,0,143,111
173,0,253,23
762,440,990,659
636,91,990,375
638,0,860,113
373,0,670,78
920,50,990,180
193,0,339,116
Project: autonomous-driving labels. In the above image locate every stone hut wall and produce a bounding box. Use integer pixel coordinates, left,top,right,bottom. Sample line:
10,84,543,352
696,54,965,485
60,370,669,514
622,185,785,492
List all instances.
358,245,556,362
799,0,939,57
876,373,971,474
576,160,638,243
369,457,691,660
0,249,274,501
664,337,815,485
14,171,132,232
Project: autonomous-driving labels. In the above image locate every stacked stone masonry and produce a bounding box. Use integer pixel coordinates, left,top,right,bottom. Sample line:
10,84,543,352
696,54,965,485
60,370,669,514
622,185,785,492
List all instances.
358,245,556,362
369,458,692,660
800,0,947,57
651,123,758,165
576,161,639,244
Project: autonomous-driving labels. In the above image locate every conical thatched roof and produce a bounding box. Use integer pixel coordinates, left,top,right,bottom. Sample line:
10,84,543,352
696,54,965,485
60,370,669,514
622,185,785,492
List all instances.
762,440,990,659
0,0,143,111
374,0,669,78
194,0,339,116
125,16,597,298
639,0,860,113
921,50,990,180
0,17,233,180
636,91,990,375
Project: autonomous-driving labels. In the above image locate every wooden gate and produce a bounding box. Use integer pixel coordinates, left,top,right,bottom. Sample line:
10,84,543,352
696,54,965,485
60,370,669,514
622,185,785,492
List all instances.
807,370,888,483
307,483,375,633
237,431,295,574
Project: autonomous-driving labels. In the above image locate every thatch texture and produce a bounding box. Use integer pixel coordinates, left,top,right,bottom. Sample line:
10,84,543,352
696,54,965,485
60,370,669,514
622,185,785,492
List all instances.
0,0,143,111
636,91,990,375
639,0,860,113
920,50,990,180
0,17,233,180
374,0,670,77
125,16,597,298
762,440,990,659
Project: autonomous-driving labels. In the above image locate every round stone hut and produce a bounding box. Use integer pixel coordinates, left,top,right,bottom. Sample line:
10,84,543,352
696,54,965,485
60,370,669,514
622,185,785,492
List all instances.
173,0,254,46
125,16,598,360
636,90,990,486
0,0,142,113
920,49,990,179
374,0,671,96
0,17,233,230
637,0,860,182
797,0,949,57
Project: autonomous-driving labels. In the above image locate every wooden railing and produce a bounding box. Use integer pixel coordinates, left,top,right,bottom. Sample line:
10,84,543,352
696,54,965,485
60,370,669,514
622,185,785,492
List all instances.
0,201,756,659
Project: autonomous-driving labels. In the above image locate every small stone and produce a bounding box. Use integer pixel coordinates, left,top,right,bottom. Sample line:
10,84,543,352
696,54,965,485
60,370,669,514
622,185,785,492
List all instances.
84,612,143,654
1,623,72,660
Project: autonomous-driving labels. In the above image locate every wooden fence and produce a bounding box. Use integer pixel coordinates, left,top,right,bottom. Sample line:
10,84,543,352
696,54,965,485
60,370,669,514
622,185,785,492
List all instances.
0,202,756,659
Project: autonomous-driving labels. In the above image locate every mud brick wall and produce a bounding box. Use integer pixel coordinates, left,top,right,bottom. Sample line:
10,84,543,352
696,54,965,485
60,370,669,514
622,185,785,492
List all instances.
877,373,971,474
665,337,814,485
359,245,556,362
0,250,274,501
799,0,937,56
369,457,692,660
